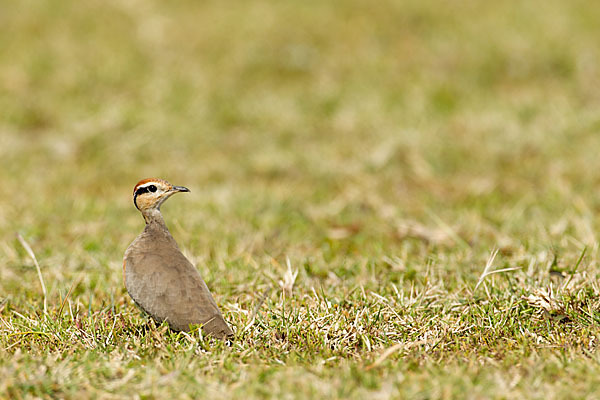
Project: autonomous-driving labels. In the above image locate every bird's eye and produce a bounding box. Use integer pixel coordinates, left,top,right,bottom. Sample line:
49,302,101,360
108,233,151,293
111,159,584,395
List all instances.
149,185,157,192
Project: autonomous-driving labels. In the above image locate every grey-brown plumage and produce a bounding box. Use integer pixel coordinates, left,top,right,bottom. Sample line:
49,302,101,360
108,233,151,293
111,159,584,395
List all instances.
123,178,233,339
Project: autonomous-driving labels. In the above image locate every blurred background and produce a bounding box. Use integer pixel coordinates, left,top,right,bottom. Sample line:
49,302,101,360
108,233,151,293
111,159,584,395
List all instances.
1,0,600,297
4,1,600,396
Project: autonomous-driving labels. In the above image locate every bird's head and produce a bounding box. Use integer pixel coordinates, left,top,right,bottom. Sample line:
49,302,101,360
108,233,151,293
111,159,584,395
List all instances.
132,178,190,215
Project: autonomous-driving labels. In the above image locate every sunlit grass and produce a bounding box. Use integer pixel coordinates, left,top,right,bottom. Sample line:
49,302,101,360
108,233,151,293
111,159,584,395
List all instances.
2,0,600,398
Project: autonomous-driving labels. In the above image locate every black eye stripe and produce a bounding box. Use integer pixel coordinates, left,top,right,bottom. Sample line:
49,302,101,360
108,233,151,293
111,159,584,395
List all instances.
135,186,150,196
135,184,159,196
133,184,158,209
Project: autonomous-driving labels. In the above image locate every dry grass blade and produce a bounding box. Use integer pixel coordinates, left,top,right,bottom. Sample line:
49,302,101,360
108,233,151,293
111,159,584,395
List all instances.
523,287,569,322
16,233,47,315
58,277,81,318
278,257,298,296
475,248,521,291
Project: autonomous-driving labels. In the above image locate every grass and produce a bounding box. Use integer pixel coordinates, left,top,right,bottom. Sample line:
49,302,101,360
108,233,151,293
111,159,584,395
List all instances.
2,0,600,398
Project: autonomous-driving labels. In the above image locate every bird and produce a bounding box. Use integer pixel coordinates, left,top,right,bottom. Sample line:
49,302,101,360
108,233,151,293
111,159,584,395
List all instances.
123,178,233,340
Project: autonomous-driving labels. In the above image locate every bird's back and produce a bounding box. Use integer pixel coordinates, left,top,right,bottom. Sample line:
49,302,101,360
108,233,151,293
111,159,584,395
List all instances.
124,225,233,339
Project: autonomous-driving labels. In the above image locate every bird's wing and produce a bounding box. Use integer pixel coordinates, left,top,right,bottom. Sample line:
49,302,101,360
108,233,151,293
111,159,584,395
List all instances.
125,247,233,338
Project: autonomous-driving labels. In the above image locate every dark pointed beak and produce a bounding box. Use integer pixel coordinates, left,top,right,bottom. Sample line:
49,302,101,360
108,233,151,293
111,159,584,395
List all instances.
172,186,190,193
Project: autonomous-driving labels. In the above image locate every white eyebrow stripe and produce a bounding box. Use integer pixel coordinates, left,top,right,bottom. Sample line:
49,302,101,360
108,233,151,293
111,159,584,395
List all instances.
137,182,161,190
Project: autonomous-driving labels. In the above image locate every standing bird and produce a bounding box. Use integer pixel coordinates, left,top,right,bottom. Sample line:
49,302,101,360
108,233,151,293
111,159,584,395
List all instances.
123,178,233,340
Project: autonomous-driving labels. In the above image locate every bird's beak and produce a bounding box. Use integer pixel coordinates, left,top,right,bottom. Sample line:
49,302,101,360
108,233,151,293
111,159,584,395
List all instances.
172,186,190,193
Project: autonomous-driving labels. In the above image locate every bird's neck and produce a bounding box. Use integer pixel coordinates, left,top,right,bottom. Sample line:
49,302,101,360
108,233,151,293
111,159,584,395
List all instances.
142,208,178,245
142,208,167,228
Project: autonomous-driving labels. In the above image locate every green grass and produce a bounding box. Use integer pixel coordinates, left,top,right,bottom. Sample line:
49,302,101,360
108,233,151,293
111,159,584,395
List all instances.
2,0,600,398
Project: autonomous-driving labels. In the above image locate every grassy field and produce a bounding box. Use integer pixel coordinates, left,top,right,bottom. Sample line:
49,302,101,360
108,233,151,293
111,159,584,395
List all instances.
2,0,600,398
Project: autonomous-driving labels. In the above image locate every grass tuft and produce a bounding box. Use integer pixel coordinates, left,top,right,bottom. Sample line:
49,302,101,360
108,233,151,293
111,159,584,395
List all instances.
3,0,600,398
